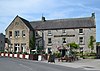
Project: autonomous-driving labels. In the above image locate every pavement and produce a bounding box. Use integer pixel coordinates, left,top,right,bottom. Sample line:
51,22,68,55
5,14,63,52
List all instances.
40,59,100,71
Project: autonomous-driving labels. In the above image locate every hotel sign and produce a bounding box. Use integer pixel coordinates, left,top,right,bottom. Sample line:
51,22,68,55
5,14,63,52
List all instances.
54,34,75,37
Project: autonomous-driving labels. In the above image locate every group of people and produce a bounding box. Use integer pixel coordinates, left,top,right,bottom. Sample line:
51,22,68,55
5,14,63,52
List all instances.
48,51,55,63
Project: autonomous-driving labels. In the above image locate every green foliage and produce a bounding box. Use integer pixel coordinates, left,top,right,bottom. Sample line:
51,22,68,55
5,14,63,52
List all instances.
67,42,79,49
29,36,35,50
37,46,43,54
0,50,4,53
53,51,61,58
23,52,28,55
88,36,95,52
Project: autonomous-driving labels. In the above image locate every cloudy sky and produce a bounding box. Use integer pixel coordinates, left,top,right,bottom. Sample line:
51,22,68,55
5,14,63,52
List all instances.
0,0,100,41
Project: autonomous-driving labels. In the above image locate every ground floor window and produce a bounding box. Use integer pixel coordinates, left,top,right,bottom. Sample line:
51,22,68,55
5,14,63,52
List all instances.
48,38,52,44
14,43,20,52
48,48,52,54
21,43,26,52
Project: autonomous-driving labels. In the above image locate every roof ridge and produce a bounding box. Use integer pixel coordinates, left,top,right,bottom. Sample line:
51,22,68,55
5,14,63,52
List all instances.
30,17,93,23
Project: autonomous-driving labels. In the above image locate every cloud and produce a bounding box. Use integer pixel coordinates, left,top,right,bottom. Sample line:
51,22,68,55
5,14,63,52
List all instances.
0,0,100,36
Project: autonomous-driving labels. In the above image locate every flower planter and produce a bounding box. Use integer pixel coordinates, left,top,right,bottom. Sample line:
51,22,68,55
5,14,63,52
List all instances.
14,54,17,58
17,54,20,58
12,54,14,58
25,55,29,59
29,54,38,60
29,54,34,60
8,53,10,57
23,54,25,59
1,53,4,56
0,53,1,56
19,54,23,58
38,55,42,61
4,53,6,56
9,54,13,57
5,53,8,57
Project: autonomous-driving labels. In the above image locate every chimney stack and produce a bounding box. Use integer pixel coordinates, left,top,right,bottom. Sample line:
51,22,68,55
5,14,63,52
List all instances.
42,16,46,22
92,12,95,18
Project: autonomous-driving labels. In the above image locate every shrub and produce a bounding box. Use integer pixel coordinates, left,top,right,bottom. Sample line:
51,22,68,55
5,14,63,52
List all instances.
23,52,28,55
53,51,61,58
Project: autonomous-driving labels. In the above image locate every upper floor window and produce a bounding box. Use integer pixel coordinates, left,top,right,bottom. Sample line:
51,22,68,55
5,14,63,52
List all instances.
80,47,83,52
48,30,52,36
79,37,83,44
62,29,66,33
9,31,12,38
35,32,38,36
22,30,25,37
48,38,52,44
15,31,20,38
62,38,66,43
79,29,83,33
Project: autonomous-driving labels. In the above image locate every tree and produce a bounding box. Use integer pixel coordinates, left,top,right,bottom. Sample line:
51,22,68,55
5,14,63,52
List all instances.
29,36,35,50
88,36,95,53
67,42,79,49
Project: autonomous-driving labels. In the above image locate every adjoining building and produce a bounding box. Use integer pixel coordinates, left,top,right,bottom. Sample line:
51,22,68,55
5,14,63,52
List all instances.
0,33,5,52
5,13,96,54
96,42,100,58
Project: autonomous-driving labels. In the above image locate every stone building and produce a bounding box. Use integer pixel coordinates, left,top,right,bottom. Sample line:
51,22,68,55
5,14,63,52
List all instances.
5,13,96,53
5,16,34,53
0,33,5,51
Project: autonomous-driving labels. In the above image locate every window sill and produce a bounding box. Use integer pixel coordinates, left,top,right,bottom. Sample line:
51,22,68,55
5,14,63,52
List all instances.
79,43,85,45
9,37,12,38
22,36,25,37
14,36,20,38
47,34,53,36
79,33,84,35
47,43,53,46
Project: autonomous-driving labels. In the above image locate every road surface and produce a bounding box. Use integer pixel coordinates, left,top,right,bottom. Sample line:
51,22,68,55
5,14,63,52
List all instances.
0,57,93,71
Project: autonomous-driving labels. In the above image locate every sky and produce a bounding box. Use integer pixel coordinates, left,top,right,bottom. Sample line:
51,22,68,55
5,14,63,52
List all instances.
0,0,100,42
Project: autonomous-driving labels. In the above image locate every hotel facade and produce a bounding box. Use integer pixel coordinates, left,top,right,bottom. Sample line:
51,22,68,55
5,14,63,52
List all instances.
5,13,96,53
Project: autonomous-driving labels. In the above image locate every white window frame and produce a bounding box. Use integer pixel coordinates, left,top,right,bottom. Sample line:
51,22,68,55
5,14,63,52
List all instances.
15,30,20,38
22,30,25,37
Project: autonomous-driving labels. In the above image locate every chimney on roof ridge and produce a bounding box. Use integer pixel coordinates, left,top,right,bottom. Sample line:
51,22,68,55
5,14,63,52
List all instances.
42,16,46,22
91,12,95,18
41,14,46,22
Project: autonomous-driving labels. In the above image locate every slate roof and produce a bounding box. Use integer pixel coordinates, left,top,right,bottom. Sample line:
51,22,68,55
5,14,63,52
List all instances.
19,16,34,30
30,17,96,30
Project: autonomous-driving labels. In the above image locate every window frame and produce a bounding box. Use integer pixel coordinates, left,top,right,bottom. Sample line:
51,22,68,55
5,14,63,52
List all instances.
14,30,20,38
22,30,25,37
79,37,84,44
48,38,52,44
62,29,66,33
62,38,66,43
79,29,83,33
9,31,12,38
48,30,52,36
